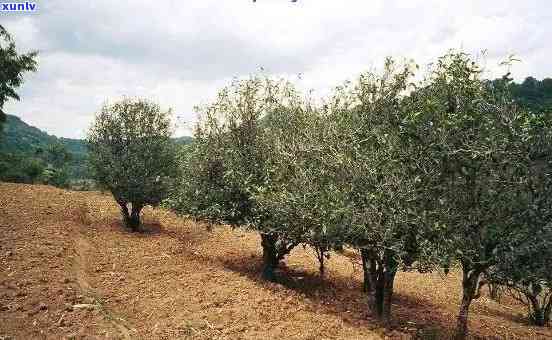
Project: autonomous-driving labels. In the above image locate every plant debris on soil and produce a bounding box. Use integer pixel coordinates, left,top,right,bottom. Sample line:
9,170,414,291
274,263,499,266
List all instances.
1,183,551,339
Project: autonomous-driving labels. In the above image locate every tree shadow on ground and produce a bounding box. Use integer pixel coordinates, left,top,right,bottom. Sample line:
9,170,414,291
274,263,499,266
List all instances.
476,302,530,326
210,251,496,340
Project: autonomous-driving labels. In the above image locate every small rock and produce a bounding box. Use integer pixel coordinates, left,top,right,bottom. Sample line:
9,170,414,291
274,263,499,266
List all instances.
72,304,96,311
5,251,13,257
63,278,71,284
38,303,48,311
64,303,73,312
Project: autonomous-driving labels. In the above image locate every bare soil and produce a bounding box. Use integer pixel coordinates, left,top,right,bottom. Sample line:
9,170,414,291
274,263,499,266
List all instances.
1,183,550,339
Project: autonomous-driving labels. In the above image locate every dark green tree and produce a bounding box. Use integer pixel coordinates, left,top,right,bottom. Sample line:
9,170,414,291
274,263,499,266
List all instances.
0,25,38,134
510,77,552,113
491,227,552,326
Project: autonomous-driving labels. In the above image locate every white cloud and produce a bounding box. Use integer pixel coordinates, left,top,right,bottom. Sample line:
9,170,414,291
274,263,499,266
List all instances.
2,0,551,138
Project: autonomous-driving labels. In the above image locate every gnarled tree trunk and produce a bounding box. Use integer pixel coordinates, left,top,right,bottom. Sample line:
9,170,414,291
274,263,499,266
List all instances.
525,285,552,326
260,232,297,282
361,248,375,293
360,248,398,323
455,267,483,340
128,203,143,232
488,282,503,302
314,245,329,277
544,298,552,326
116,199,143,232
261,233,280,281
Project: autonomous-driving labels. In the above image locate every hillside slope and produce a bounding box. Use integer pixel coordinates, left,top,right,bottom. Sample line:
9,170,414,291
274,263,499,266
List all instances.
0,183,550,339
0,115,87,157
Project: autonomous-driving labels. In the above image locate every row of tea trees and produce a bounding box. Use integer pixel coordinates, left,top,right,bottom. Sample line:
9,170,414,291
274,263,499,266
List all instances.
166,52,552,339
86,52,552,340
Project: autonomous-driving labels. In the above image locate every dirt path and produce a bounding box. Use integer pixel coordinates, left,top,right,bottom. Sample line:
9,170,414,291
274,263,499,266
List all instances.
1,183,551,339
72,232,132,340
0,184,121,339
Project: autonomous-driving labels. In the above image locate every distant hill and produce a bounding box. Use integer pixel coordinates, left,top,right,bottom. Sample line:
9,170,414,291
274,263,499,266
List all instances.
0,115,87,157
0,114,193,183
0,114,193,156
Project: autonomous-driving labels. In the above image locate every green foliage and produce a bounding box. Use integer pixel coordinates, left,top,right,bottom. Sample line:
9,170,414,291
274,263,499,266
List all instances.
484,110,552,326
0,114,192,187
45,142,72,168
87,97,178,231
41,166,69,188
0,25,38,133
398,51,552,339
509,76,552,114
335,59,443,319
0,114,90,185
168,76,316,280
164,51,552,336
0,152,45,184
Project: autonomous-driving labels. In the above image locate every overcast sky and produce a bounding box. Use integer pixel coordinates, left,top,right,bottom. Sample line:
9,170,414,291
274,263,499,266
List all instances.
2,0,551,138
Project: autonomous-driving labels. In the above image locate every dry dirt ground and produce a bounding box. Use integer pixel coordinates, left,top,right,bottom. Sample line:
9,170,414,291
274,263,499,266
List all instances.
1,183,551,340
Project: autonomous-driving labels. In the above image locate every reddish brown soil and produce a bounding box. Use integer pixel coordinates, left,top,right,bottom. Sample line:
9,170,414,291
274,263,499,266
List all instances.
1,183,551,339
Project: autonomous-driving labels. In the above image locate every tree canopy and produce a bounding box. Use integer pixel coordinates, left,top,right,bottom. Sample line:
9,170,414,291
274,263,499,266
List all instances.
0,25,38,134
168,51,552,338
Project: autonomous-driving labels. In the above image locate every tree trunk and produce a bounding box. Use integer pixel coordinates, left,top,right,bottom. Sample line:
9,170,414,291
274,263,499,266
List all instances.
318,253,325,277
527,292,546,326
117,200,131,228
455,269,481,340
488,283,502,302
261,233,279,282
117,200,142,232
360,248,397,322
382,269,396,321
315,246,327,277
374,281,384,317
361,249,371,293
260,233,297,282
544,299,551,326
455,289,473,340
128,203,142,232
361,248,376,293
533,308,546,327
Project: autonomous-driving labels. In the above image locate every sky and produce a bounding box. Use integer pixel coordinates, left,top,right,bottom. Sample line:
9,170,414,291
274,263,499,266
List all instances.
1,0,551,139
